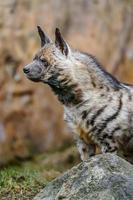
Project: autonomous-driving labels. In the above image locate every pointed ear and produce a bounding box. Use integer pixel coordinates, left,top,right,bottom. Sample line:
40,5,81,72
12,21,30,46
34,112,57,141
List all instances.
55,28,70,56
37,26,51,47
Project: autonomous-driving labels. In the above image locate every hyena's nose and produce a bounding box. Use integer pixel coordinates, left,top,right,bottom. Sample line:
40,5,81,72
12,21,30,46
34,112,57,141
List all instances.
23,67,30,74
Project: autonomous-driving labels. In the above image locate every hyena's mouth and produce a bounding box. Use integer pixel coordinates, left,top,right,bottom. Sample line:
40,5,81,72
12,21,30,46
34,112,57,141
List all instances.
26,75,41,82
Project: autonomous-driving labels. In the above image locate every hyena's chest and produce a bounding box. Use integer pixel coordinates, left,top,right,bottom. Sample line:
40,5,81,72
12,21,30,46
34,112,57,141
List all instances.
64,107,93,144
64,107,101,154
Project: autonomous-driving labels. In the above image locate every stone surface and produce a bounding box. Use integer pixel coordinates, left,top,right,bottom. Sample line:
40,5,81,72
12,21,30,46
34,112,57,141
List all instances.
34,154,133,200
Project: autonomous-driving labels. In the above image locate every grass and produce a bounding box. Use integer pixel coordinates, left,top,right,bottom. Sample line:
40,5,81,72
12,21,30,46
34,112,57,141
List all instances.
0,146,79,200
0,162,47,200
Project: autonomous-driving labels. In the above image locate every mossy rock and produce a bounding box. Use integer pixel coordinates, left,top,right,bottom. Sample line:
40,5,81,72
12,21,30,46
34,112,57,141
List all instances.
34,154,133,200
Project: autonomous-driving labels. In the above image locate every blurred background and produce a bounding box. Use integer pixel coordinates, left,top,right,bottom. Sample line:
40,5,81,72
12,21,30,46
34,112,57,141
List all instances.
0,0,133,165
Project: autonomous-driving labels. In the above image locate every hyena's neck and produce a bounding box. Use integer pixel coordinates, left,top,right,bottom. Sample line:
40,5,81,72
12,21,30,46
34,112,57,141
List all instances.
47,72,83,106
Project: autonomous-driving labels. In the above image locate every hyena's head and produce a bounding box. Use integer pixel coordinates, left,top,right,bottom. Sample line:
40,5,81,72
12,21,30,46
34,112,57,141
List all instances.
23,26,74,83
23,26,85,105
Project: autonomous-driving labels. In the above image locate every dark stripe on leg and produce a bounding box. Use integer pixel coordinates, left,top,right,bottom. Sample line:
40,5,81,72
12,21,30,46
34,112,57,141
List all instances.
109,126,121,137
82,107,93,120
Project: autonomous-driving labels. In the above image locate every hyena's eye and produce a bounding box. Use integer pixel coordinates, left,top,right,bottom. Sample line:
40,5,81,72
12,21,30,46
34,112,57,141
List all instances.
40,57,49,67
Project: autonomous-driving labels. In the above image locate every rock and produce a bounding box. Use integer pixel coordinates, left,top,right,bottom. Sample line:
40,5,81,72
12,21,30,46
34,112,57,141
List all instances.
34,154,133,200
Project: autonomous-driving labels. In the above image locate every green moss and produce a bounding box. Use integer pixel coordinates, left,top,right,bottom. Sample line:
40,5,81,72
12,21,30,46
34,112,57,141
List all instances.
0,162,47,200
0,146,79,200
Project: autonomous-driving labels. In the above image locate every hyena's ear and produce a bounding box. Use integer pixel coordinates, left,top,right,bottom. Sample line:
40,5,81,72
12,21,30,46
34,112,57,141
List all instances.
55,28,70,56
37,26,51,47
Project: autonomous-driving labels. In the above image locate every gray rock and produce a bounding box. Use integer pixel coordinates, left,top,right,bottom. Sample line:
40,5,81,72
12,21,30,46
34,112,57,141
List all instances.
34,154,133,200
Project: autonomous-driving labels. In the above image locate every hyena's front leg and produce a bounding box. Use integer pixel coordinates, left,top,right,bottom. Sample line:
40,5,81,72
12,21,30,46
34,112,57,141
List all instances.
77,138,96,161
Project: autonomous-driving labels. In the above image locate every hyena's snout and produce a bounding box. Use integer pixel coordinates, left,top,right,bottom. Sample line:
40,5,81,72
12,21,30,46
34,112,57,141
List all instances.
23,66,30,74
23,61,43,82
23,63,33,75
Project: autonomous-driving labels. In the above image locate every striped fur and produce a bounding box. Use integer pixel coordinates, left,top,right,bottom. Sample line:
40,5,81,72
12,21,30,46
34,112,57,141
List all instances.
23,27,133,163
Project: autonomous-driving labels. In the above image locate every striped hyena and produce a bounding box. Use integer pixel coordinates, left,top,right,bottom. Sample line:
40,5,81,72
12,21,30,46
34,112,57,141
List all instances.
23,26,133,163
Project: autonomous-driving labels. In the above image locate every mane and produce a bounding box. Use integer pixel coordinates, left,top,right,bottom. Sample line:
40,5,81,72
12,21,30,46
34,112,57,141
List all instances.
73,51,122,90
